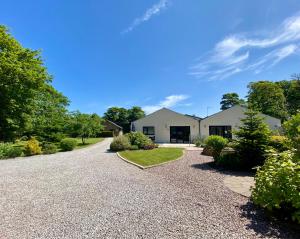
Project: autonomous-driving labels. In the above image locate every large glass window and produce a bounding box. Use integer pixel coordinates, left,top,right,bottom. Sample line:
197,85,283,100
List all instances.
143,126,155,135
209,126,232,139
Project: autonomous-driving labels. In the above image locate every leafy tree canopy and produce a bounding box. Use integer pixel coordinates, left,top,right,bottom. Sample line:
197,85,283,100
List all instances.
0,25,52,140
104,106,145,133
67,112,103,144
220,93,245,110
248,81,288,121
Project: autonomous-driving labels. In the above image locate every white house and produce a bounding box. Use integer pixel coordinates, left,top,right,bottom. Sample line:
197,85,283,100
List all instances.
131,106,281,143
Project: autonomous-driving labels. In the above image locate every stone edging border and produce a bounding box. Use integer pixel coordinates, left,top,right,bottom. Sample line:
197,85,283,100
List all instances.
116,149,186,170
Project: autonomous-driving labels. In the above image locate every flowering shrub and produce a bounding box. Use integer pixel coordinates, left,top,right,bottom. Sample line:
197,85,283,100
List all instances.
24,138,42,156
251,151,300,224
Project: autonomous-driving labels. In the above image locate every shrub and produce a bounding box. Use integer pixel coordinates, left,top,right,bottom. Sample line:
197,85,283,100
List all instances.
110,135,131,151
42,143,58,154
193,136,204,147
126,132,152,149
269,135,290,152
60,138,77,151
129,145,139,150
283,113,300,155
204,135,228,159
0,143,10,159
47,132,65,142
6,146,23,158
251,151,300,224
0,143,23,159
234,110,271,169
215,152,243,170
19,135,28,141
98,131,114,137
24,138,42,156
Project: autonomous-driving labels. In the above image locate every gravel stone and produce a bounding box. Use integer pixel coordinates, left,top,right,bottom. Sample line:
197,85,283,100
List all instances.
0,139,299,238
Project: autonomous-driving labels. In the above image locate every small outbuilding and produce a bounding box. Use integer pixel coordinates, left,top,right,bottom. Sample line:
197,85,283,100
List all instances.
103,120,123,136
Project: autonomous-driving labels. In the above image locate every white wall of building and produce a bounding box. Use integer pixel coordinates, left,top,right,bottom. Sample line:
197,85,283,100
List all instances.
132,108,200,143
200,105,281,139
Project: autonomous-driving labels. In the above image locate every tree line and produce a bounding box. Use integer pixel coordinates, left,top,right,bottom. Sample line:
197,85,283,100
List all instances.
220,75,300,121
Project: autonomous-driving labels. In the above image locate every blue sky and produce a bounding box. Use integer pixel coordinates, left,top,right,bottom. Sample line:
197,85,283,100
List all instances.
1,0,300,117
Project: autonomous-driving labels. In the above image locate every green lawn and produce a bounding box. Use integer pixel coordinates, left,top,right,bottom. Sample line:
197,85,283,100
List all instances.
119,147,184,167
72,137,104,149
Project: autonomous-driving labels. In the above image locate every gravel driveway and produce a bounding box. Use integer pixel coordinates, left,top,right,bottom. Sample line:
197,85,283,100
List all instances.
0,139,298,238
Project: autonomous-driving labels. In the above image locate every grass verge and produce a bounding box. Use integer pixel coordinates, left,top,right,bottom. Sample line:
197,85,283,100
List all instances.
119,147,184,167
72,137,104,149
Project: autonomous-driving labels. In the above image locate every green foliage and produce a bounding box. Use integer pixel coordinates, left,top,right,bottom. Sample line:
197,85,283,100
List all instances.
60,138,77,151
248,81,288,120
193,136,204,147
215,152,242,170
126,132,153,149
234,110,271,169
276,75,300,116
251,151,300,224
26,85,69,141
110,135,131,152
42,142,58,154
66,112,103,144
204,135,228,159
283,112,300,154
24,138,42,156
0,143,23,159
104,106,145,133
220,93,245,110
0,25,52,140
269,135,290,152
129,145,139,150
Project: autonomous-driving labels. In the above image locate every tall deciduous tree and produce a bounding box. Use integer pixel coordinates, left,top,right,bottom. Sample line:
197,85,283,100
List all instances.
220,93,245,110
28,85,69,141
0,25,51,140
248,81,288,121
276,75,300,116
67,112,103,144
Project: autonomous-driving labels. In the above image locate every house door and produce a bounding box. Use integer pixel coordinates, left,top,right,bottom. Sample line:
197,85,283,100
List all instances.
170,126,190,143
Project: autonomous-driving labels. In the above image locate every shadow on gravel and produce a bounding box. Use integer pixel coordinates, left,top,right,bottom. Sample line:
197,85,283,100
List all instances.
240,201,300,238
191,162,255,177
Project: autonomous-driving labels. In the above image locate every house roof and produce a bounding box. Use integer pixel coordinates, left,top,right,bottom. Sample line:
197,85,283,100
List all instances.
105,119,123,129
185,114,202,121
132,107,200,123
201,105,281,121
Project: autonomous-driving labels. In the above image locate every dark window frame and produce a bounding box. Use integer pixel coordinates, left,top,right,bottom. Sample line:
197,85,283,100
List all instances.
143,126,155,135
209,125,232,139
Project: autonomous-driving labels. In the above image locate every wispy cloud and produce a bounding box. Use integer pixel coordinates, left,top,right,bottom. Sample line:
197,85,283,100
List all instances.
189,12,300,80
122,0,170,34
143,94,189,114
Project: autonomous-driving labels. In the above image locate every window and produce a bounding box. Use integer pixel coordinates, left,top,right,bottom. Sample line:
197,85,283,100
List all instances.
209,126,232,139
143,126,155,135
143,126,155,141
